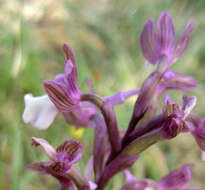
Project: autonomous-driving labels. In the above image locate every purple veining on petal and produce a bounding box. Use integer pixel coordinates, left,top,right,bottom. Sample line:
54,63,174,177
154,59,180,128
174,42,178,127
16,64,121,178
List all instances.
44,60,81,114
140,19,159,64
157,11,175,56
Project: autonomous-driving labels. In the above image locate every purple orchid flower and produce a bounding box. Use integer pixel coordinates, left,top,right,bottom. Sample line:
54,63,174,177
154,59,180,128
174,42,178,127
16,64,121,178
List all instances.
160,94,205,160
28,137,82,188
161,94,197,139
121,164,200,190
42,43,138,129
140,11,195,65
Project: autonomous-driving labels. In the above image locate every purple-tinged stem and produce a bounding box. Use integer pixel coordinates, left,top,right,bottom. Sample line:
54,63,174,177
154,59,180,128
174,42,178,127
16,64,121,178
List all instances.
92,114,108,183
66,167,90,190
81,93,121,152
120,129,164,156
122,57,168,144
123,114,166,147
106,114,165,166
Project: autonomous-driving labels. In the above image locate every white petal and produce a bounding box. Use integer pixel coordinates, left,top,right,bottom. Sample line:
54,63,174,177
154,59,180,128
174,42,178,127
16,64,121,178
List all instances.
22,94,58,129
202,151,205,161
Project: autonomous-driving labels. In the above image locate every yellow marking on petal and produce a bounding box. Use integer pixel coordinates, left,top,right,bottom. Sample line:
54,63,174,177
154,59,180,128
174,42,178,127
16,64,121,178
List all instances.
70,126,84,139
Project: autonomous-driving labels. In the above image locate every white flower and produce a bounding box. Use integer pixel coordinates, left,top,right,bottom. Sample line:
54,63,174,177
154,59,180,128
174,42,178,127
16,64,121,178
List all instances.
22,94,58,129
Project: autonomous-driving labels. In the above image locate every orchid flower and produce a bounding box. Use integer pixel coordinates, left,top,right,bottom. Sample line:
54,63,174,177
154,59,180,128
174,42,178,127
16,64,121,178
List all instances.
28,137,92,189
121,164,200,190
161,94,197,139
140,11,195,65
22,44,138,130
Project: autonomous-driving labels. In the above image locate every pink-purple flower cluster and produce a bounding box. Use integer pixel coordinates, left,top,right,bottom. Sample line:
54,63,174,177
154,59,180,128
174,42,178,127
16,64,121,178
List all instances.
22,11,204,190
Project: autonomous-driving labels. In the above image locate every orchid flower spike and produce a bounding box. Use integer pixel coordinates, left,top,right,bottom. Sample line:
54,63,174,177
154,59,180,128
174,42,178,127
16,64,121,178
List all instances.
28,137,82,188
43,43,98,129
140,11,195,65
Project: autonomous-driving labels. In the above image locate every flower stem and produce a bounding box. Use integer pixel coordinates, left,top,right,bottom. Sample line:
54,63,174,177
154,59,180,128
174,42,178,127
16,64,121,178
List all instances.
81,93,121,152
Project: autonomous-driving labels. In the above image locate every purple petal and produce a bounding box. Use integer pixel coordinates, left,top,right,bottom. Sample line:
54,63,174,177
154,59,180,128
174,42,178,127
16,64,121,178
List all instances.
140,19,159,64
27,161,49,174
158,164,194,189
162,94,181,116
56,139,82,163
64,59,74,76
63,102,97,128
99,155,138,189
31,137,57,160
43,78,81,113
157,11,175,56
124,170,137,184
192,120,205,150
105,90,139,106
62,43,78,80
161,117,182,139
157,70,198,95
172,19,195,62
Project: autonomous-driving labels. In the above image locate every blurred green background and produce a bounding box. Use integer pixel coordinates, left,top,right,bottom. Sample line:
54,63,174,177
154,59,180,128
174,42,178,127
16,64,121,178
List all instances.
0,0,205,189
